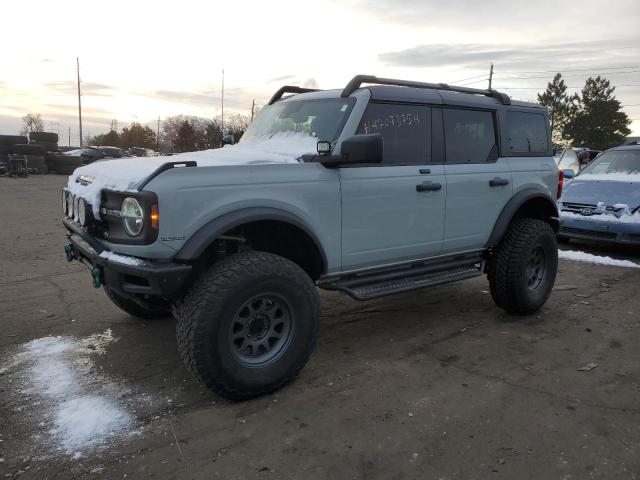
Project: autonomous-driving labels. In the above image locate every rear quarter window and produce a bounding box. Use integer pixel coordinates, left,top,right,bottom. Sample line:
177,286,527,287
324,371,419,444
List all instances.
506,111,548,154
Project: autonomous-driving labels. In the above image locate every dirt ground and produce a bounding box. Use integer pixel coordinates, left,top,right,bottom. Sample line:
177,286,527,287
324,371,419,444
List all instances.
1,175,639,480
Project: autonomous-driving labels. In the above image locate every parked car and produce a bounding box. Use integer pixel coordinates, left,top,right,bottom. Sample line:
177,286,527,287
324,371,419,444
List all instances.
64,147,105,164
61,74,560,400
558,144,640,245
97,146,131,158
556,148,601,177
128,147,156,157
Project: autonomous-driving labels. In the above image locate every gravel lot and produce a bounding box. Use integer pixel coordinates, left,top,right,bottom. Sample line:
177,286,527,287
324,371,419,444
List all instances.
1,175,639,480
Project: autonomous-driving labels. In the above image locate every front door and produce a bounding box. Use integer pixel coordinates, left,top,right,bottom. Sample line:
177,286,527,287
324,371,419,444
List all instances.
340,103,446,271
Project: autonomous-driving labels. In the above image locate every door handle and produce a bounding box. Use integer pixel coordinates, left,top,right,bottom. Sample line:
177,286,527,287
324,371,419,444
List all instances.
416,181,442,192
489,177,509,187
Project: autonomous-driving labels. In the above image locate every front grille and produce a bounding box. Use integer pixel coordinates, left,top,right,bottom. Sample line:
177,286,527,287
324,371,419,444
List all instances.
560,226,617,240
561,202,622,215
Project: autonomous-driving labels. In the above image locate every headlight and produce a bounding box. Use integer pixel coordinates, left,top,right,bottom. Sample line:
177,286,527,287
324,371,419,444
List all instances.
62,191,68,215
73,196,80,222
77,199,87,226
68,194,75,218
121,197,144,236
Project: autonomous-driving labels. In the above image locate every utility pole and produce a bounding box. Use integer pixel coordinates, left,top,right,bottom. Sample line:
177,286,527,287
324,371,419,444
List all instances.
68,126,71,147
221,69,225,136
156,116,160,151
77,57,83,147
250,99,255,122
488,62,494,90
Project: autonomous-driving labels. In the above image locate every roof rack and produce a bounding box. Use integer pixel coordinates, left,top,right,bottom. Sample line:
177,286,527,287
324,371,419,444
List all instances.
268,86,320,105
341,74,511,105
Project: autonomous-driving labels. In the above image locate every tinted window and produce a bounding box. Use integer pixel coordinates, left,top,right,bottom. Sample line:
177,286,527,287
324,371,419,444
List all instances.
506,111,548,153
357,103,431,165
443,109,496,163
558,150,578,171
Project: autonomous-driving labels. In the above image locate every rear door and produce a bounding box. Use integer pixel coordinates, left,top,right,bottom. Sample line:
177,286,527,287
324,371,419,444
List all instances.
340,102,446,271
441,107,513,253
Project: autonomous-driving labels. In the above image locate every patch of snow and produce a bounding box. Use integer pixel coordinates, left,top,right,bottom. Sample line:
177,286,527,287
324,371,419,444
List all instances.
558,249,640,268
99,251,144,266
66,132,318,218
6,330,137,456
560,210,640,224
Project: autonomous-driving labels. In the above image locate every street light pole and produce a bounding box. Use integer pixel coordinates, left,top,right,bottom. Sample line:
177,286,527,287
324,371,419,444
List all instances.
77,57,83,147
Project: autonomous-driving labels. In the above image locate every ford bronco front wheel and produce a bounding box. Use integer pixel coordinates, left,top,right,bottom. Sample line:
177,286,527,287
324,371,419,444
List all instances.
175,251,320,400
487,218,558,315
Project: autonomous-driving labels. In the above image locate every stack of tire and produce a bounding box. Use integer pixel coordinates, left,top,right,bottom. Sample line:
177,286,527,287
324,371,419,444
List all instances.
28,132,82,175
0,135,28,175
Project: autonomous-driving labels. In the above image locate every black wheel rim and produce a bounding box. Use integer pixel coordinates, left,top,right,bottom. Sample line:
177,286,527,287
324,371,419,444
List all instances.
526,246,546,291
228,293,292,366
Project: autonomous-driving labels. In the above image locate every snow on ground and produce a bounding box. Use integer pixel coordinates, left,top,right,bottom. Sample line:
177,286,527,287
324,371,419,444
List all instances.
99,250,145,266
66,132,318,217
4,330,137,457
558,249,640,268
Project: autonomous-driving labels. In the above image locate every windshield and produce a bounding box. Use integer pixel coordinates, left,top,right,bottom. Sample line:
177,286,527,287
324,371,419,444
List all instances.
241,98,355,143
558,149,579,171
580,149,640,175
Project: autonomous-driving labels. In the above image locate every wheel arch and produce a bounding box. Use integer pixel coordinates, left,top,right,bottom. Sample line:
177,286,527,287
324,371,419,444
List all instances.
175,207,328,280
487,189,559,248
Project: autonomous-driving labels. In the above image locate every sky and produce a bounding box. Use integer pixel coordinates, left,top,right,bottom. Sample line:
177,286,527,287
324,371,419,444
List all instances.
1,0,639,145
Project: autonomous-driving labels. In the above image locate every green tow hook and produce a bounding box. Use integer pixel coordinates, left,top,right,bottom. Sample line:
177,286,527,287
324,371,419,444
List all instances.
64,243,75,262
91,266,103,288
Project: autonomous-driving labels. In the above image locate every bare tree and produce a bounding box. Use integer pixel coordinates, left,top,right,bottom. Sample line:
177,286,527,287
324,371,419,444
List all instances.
20,113,44,135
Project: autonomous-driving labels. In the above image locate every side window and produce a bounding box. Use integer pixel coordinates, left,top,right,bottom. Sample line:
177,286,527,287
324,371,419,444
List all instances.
506,111,548,153
357,103,431,165
443,109,497,163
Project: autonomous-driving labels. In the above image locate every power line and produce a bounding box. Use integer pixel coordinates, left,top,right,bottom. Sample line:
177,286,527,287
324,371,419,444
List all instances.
502,84,640,90
458,78,489,87
500,64,640,75
448,73,488,84
495,69,640,81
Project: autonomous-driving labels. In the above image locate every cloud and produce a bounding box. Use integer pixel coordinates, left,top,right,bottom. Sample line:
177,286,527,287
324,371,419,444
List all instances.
378,41,640,70
302,78,319,89
44,81,117,97
268,74,296,83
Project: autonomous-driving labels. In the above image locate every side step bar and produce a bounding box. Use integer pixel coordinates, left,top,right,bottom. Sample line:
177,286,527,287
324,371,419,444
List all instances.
320,257,484,301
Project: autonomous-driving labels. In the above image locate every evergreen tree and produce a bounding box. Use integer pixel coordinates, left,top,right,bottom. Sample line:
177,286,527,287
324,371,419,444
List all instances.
120,122,156,149
537,74,577,148
176,121,197,152
565,76,631,150
88,129,120,147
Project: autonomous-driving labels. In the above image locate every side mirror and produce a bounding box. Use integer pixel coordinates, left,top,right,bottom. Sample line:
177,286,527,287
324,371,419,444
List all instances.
320,133,383,167
562,168,576,180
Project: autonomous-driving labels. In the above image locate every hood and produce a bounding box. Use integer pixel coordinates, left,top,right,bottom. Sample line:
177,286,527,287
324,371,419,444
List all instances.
560,173,640,210
66,133,318,217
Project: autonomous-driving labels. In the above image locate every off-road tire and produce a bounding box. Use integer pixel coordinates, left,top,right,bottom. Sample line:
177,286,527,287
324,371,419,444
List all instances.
29,140,59,152
47,154,82,167
488,218,558,315
175,251,320,400
12,144,46,155
29,131,58,143
0,135,27,146
26,155,47,174
104,287,171,319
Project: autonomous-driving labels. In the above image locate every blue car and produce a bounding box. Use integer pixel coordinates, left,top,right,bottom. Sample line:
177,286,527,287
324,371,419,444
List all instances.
558,144,640,245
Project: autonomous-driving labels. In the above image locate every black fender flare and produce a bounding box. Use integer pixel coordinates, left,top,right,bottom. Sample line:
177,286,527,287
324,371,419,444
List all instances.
174,207,328,272
486,188,559,248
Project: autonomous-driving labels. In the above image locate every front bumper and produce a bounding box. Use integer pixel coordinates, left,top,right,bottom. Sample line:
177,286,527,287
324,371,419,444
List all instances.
64,218,191,297
559,215,640,245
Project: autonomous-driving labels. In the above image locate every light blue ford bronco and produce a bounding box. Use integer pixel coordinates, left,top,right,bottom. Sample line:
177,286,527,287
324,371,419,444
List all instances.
62,75,561,400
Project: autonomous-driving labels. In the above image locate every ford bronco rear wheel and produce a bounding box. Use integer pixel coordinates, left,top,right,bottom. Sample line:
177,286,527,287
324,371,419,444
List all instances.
175,251,320,400
488,218,558,315
104,287,171,319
